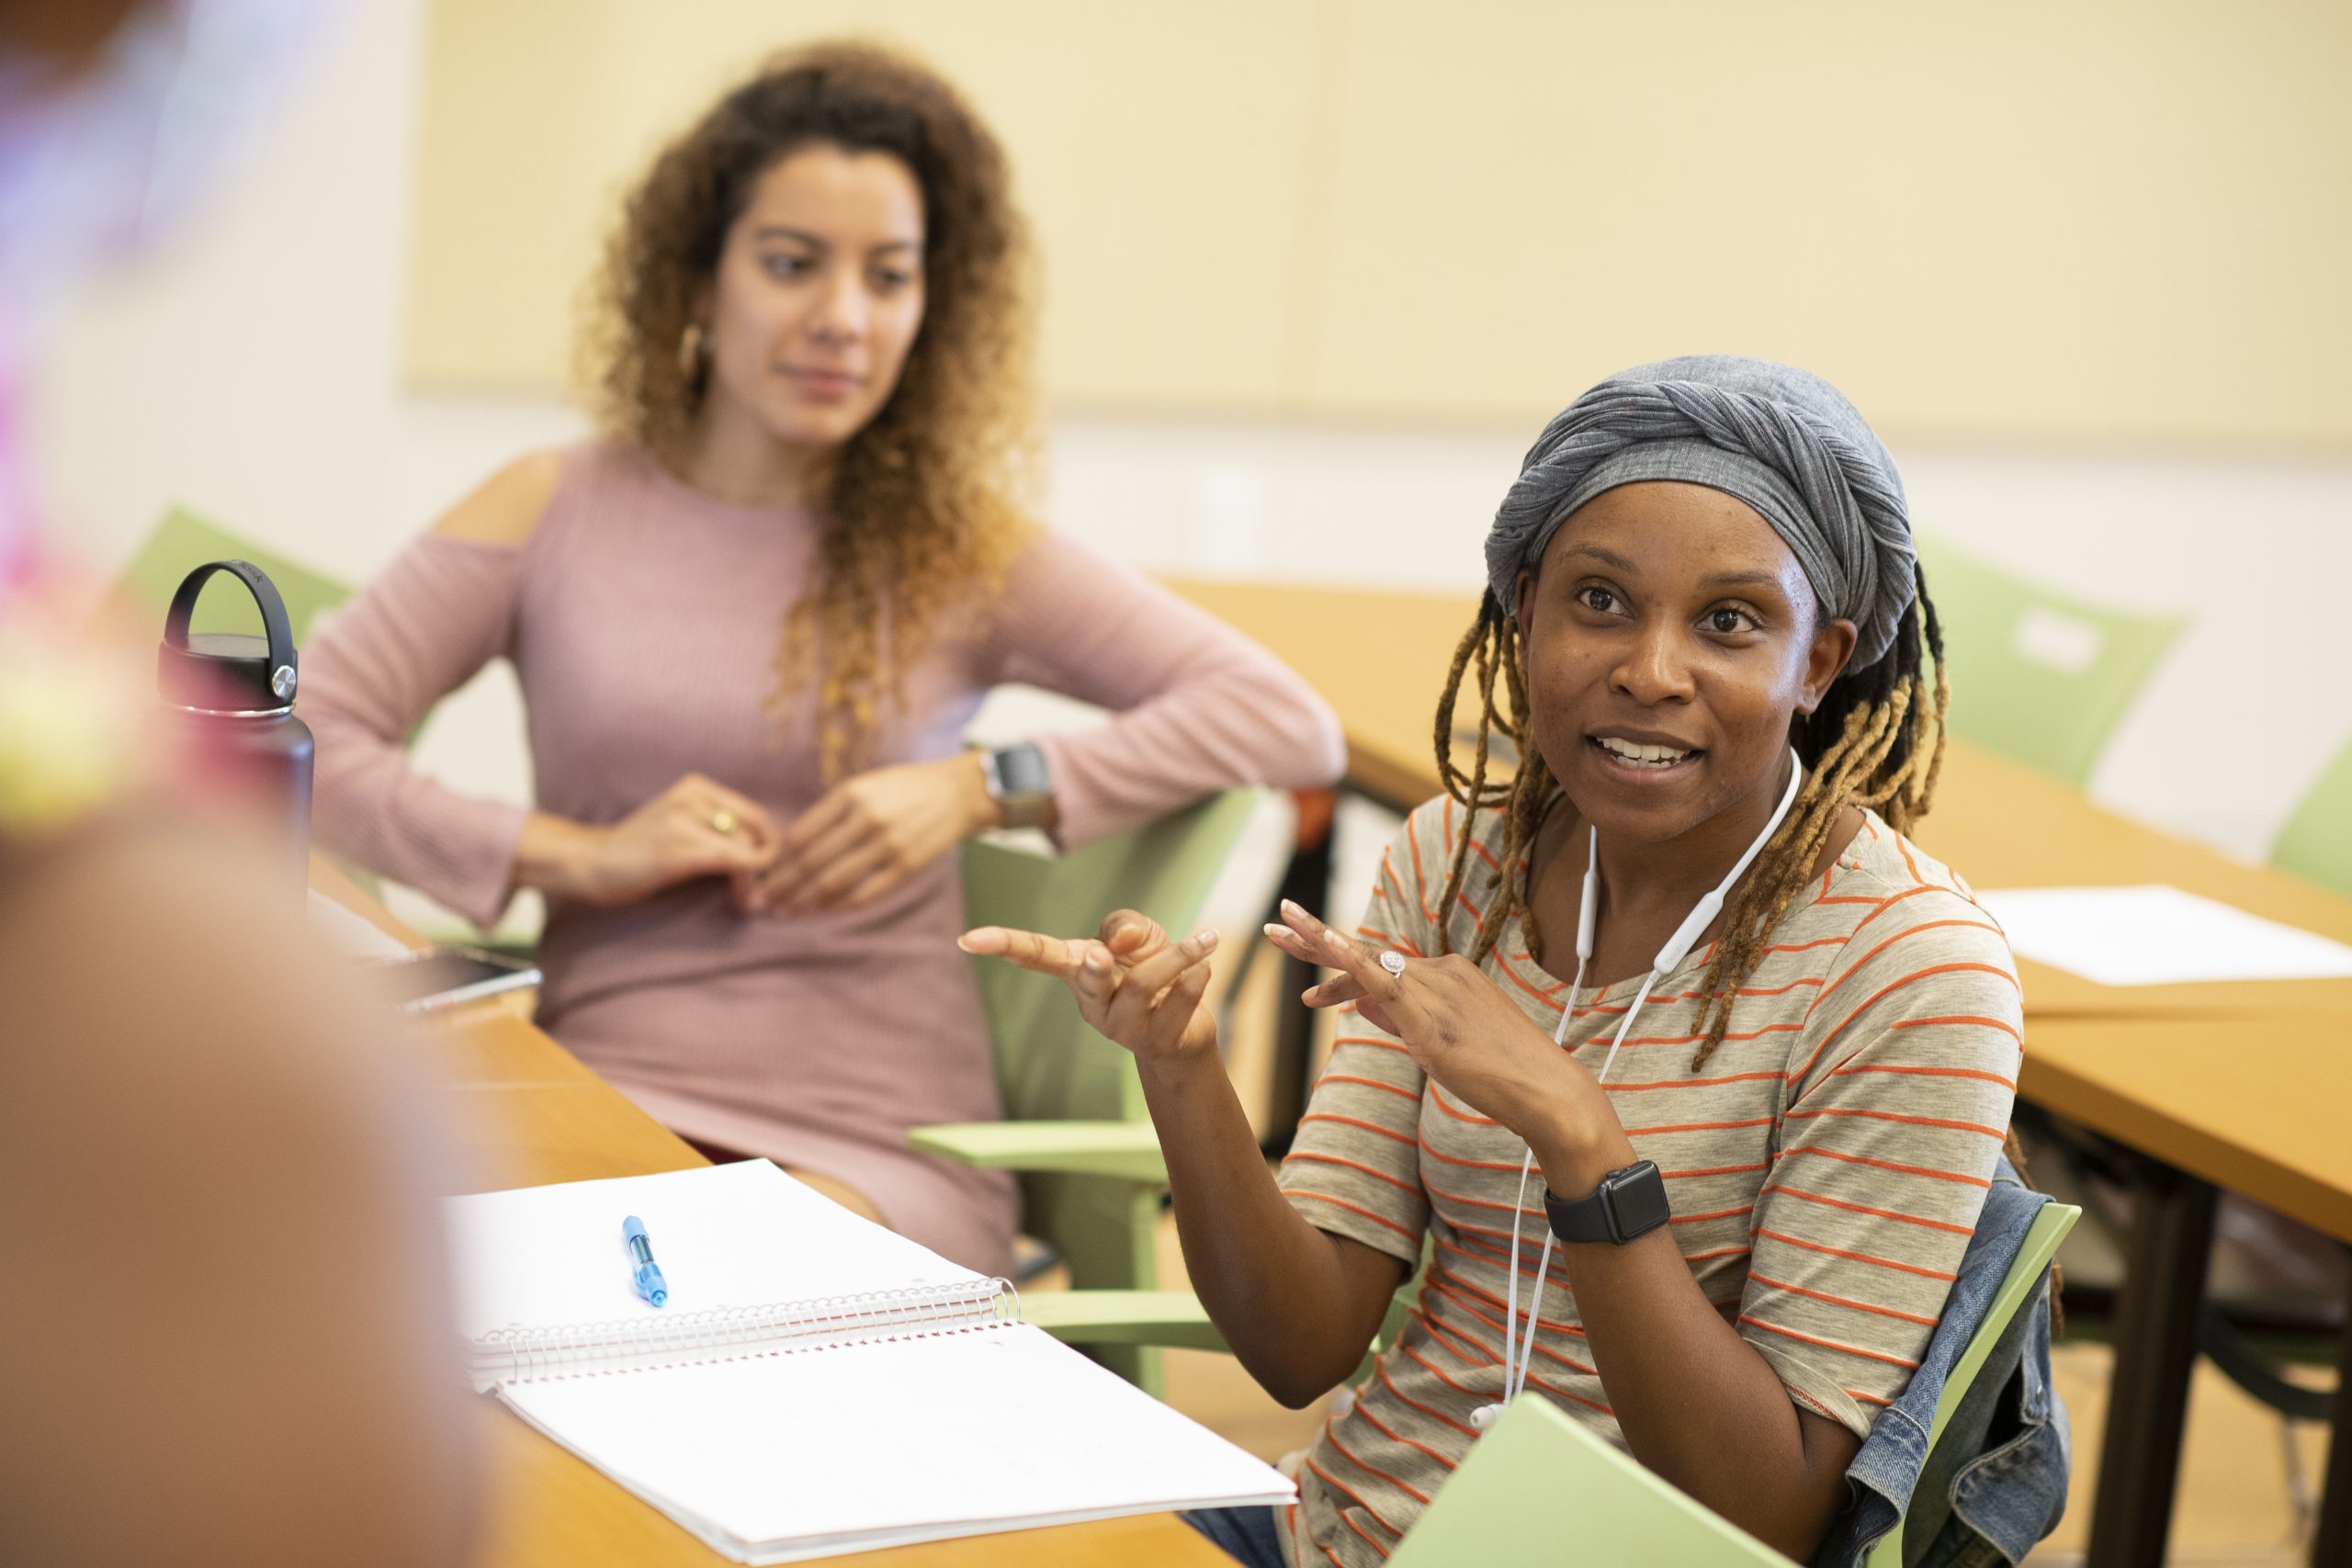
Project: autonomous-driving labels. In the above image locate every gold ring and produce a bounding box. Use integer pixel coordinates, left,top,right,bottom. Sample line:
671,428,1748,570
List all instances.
710,808,738,836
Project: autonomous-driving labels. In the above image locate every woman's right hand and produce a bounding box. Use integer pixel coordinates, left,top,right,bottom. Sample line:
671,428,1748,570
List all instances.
959,910,1222,1066
517,773,776,907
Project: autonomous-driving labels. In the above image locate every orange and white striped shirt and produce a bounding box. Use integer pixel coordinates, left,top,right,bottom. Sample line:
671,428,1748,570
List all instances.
1273,795,2022,1567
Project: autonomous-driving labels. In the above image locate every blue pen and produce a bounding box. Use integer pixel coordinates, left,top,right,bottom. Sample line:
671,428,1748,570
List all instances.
622,1215,669,1307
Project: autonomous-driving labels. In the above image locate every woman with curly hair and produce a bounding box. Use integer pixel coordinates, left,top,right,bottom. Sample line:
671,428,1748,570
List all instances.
302,41,1342,1275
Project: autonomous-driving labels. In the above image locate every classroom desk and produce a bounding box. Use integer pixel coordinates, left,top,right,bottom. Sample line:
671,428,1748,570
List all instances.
2024,1008,2352,1568
1166,578,2352,1568
311,861,1227,1568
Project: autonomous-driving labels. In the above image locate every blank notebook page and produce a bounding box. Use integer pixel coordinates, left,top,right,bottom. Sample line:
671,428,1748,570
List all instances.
499,1323,1289,1561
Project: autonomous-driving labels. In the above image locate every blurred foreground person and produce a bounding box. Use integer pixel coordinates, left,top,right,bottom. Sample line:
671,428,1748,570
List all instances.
0,3,478,1563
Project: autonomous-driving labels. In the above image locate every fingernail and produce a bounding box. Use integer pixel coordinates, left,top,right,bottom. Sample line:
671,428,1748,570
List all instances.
1282,898,1305,919
1188,929,1219,953
1263,922,1287,939
1323,928,1349,951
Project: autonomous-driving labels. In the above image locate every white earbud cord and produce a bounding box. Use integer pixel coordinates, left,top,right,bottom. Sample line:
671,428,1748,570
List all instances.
1494,981,1580,1420
1475,749,1804,1431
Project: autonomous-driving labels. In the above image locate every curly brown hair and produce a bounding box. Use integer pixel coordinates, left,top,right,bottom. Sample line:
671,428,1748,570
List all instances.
581,39,1037,780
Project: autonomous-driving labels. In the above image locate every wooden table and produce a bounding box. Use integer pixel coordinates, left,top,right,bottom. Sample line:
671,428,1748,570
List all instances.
1168,577,2352,1568
313,862,1226,1568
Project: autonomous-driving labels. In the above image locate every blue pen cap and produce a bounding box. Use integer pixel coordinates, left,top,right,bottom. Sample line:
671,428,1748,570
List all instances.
623,1215,648,1244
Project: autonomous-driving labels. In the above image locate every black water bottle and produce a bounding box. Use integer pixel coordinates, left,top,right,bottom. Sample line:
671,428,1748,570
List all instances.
157,560,314,886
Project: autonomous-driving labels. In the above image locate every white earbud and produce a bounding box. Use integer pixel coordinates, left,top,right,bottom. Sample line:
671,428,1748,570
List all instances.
1657,889,1725,975
1575,848,1600,964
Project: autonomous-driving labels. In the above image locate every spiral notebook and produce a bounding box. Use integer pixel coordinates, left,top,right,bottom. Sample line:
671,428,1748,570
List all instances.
447,1160,1293,1563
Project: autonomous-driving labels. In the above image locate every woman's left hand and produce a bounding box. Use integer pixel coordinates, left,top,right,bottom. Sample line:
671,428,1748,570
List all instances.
1266,899,1601,1152
736,754,997,915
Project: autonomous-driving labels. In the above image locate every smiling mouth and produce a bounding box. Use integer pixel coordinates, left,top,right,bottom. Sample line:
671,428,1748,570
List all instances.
1588,735,1703,771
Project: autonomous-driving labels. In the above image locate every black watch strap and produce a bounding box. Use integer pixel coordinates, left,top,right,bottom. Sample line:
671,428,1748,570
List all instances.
1544,1160,1671,1246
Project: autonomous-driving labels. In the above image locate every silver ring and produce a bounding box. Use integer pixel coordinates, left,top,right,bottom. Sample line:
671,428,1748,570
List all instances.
1378,950,1408,978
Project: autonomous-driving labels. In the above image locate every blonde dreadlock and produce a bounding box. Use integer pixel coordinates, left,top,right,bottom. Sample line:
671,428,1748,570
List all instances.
1430,562,1951,1075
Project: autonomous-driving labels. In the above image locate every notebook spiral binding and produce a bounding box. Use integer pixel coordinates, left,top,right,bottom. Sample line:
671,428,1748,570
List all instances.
472,1276,1018,1385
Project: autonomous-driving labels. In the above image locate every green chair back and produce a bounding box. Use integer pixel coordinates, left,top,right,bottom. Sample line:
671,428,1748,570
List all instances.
1917,536,2184,786
1383,1201,2079,1565
962,788,1260,1124
958,788,1261,1386
110,506,353,649
2272,738,2352,900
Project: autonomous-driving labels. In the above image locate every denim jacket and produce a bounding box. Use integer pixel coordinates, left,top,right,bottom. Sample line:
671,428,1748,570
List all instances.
1814,1161,2071,1567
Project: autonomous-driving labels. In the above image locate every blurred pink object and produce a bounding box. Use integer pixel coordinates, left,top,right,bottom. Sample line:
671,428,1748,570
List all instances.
0,0,328,332
0,0,333,596
0,309,36,594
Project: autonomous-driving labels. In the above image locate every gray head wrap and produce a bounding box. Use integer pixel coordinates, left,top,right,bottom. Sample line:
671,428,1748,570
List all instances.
1486,355,1917,669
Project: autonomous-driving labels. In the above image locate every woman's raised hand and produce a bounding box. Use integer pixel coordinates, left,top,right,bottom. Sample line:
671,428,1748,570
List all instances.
1259,898,1408,1037
959,910,1222,1065
1264,898,1593,1144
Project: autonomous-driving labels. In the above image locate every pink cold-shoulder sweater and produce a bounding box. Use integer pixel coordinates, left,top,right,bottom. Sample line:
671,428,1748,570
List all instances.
301,442,1344,1274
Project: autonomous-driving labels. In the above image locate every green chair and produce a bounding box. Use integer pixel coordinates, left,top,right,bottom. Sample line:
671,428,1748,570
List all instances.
110,505,353,648
2272,736,2352,899
911,788,1263,1395
1917,535,2185,787
1039,1202,2079,1563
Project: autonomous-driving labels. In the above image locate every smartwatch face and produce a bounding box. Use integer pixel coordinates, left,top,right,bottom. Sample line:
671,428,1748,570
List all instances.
1608,1163,1673,1241
993,743,1051,798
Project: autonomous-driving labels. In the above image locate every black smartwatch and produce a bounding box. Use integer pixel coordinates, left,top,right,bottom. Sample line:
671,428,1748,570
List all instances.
1544,1160,1671,1246
978,741,1055,830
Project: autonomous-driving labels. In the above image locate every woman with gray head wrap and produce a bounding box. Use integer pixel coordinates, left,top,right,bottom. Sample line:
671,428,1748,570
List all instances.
1439,353,1949,1034
966,356,2039,1566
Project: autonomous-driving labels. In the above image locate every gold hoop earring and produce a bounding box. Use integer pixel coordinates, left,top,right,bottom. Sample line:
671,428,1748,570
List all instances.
677,323,707,378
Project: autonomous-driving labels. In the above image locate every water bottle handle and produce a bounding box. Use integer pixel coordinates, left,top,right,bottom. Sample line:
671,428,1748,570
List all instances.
164,559,300,702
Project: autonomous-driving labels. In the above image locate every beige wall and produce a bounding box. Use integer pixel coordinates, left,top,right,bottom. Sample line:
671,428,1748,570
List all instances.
408,0,2352,442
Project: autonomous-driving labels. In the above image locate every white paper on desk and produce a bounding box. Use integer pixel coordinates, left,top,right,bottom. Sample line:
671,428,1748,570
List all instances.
444,1160,981,1341
1975,885,2352,987
497,1322,1294,1563
308,886,412,962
